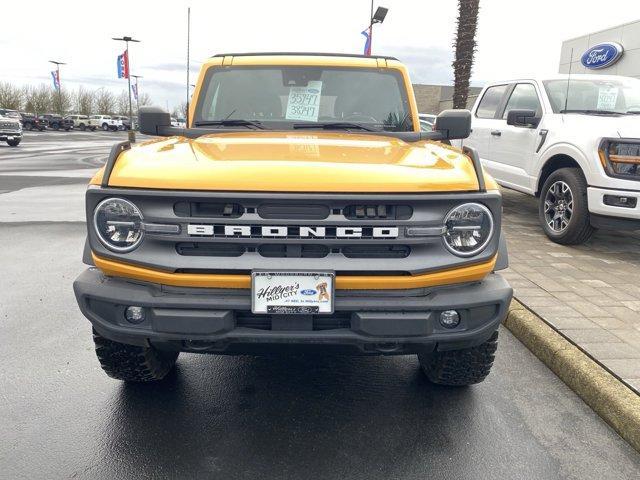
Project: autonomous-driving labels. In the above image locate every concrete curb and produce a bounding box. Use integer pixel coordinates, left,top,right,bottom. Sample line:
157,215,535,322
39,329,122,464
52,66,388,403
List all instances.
504,299,640,453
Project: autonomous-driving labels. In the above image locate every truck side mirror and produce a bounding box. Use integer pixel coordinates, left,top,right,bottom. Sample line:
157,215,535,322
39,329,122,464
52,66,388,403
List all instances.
506,109,540,128
433,109,472,140
138,106,171,136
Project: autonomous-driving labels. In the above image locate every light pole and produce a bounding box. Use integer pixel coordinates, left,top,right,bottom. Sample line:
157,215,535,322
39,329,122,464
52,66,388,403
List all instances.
112,36,140,142
48,60,66,114
367,4,388,55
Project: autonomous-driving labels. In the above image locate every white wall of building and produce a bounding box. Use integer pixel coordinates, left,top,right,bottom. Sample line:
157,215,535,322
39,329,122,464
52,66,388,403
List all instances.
559,20,640,78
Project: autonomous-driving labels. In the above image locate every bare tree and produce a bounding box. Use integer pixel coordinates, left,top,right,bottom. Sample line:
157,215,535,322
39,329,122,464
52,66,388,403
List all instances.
75,87,94,116
95,88,116,115
24,84,52,114
137,92,152,108
116,90,130,116
51,87,72,115
452,0,480,109
0,82,23,110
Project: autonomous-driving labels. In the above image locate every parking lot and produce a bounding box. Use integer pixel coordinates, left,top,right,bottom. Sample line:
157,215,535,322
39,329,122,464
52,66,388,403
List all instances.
1,132,639,479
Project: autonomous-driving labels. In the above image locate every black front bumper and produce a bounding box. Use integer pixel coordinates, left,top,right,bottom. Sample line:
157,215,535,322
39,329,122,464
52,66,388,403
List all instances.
74,269,512,355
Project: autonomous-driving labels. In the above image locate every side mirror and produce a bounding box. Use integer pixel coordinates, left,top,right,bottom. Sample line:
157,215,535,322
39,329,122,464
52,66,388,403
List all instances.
506,109,540,128
138,106,171,136
433,109,472,140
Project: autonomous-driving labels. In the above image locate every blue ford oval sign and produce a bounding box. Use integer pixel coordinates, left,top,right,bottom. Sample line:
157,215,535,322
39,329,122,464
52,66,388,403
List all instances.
301,289,317,295
581,42,624,69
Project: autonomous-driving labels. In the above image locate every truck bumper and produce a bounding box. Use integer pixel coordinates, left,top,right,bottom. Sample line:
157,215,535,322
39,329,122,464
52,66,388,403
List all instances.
73,268,513,355
588,186,640,228
0,132,22,140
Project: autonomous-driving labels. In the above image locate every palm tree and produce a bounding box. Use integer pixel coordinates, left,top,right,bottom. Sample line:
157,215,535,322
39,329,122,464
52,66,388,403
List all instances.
452,0,480,109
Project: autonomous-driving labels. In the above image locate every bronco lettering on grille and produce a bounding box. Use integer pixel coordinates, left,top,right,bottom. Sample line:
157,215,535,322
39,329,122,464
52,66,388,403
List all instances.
187,224,399,239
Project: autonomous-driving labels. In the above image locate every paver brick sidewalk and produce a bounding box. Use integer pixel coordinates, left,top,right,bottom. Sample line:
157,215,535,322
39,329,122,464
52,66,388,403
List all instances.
501,189,640,394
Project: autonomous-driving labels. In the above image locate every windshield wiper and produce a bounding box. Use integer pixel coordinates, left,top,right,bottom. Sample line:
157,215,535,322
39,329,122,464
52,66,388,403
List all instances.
626,110,640,115
559,109,621,115
194,119,266,129
292,122,380,132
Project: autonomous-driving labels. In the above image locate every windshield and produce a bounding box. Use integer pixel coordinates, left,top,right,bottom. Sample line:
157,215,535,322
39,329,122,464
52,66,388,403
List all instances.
544,77,640,114
194,66,413,131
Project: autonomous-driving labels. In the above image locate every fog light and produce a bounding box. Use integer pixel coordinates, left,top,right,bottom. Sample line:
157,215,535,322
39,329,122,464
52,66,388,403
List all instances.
440,310,460,328
603,195,637,209
125,306,145,324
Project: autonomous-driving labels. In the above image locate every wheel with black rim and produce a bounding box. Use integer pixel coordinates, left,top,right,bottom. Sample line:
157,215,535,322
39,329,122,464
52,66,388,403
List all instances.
7,139,21,147
538,167,594,245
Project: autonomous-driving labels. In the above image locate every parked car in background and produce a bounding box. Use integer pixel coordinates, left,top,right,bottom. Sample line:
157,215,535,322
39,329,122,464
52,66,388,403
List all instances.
0,112,22,146
419,113,436,132
89,115,121,131
40,114,73,131
19,113,47,131
462,74,640,244
170,117,186,127
65,115,93,131
112,115,132,130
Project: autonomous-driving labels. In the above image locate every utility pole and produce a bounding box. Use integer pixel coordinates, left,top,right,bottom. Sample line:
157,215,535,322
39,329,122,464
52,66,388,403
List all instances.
48,60,66,114
112,36,140,142
186,6,191,127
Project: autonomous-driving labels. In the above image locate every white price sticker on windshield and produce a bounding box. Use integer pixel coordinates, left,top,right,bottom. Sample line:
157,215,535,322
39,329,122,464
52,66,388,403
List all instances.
597,86,619,110
285,81,322,122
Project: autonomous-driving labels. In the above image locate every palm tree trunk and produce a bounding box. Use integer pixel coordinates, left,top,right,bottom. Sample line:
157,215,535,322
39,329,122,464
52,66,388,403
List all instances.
452,0,480,109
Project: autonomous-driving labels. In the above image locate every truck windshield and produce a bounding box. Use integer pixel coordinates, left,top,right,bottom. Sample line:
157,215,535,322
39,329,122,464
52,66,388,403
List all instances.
544,77,640,114
194,66,413,131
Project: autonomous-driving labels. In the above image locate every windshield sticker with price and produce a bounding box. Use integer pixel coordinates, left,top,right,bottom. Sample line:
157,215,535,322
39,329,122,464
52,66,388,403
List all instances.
285,81,323,122
597,86,619,110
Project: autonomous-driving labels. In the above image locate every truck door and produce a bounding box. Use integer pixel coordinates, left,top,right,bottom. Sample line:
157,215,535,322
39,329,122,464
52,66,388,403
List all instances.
463,84,510,166
489,83,543,193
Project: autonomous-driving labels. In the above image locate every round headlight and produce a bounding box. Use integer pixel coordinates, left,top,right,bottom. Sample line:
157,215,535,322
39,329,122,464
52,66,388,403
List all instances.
93,198,144,252
443,203,493,257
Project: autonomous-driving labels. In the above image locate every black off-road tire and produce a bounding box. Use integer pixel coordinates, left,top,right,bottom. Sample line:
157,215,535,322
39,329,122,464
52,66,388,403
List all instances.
93,330,179,382
7,139,21,147
418,331,499,386
538,167,594,245
24,122,33,131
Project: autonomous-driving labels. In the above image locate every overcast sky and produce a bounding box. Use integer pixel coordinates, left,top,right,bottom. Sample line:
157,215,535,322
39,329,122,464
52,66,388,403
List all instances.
2,0,639,110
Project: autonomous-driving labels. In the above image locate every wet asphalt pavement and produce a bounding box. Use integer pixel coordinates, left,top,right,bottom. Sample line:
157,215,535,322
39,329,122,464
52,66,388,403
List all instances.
1,132,639,479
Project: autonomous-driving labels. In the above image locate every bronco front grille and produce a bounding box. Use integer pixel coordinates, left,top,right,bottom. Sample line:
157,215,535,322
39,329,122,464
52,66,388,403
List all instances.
87,188,502,277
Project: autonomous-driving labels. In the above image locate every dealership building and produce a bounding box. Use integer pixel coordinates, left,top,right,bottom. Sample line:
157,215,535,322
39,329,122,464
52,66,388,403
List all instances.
559,19,640,78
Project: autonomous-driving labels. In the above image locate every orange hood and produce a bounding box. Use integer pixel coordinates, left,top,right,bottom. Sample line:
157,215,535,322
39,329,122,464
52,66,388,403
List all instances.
92,132,495,193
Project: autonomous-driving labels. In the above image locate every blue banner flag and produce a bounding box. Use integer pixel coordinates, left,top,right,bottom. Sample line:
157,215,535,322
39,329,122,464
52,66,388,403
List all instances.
361,28,372,56
50,70,60,91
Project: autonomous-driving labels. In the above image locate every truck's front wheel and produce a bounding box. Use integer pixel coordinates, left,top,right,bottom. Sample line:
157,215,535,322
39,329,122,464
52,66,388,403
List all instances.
539,167,594,245
418,331,498,386
92,330,179,382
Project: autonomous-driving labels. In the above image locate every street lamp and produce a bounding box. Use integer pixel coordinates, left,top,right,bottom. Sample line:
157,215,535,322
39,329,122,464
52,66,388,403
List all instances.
112,36,140,142
366,3,388,55
48,60,66,115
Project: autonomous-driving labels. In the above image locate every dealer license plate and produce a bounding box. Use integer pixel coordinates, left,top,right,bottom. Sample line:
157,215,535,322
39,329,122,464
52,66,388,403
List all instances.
251,271,334,314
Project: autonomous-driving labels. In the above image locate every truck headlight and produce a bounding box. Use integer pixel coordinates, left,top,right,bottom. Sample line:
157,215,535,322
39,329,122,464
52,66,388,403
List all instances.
93,198,144,252
599,140,640,180
443,203,493,257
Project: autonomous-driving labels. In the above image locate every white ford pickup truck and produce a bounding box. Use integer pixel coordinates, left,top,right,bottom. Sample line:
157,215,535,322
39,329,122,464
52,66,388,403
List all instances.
462,74,640,244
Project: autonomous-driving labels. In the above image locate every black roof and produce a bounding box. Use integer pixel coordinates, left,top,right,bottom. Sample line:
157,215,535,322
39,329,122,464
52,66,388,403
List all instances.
211,52,398,61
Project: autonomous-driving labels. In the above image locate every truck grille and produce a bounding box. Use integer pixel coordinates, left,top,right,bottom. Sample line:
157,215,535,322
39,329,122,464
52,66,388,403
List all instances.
87,189,502,277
